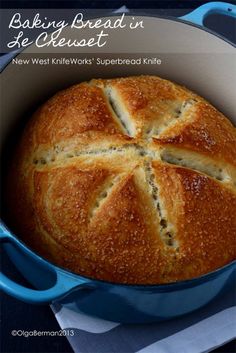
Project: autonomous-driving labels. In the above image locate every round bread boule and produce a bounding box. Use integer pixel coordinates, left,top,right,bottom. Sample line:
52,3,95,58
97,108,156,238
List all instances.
7,75,236,284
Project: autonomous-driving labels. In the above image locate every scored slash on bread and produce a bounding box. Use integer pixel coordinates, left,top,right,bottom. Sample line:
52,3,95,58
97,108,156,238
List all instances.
7,75,236,284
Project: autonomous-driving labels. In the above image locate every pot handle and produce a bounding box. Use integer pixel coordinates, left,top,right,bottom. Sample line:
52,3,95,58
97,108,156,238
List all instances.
179,2,236,26
0,225,91,304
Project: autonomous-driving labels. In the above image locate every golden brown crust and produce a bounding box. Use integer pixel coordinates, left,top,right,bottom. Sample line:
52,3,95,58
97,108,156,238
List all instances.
7,75,236,284
156,101,236,167
152,162,236,281
92,76,196,136
32,83,122,145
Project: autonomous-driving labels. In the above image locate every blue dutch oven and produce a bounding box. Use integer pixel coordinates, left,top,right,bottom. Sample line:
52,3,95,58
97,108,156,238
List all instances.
0,2,236,323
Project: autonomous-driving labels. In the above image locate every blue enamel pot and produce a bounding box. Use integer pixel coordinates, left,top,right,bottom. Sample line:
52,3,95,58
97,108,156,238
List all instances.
1,2,236,323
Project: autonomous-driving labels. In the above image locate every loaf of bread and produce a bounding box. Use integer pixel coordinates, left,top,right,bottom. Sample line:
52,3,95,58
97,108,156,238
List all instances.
7,75,236,284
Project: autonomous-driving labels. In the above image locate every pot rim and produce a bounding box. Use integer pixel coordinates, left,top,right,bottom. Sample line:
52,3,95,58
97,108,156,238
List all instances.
1,219,235,290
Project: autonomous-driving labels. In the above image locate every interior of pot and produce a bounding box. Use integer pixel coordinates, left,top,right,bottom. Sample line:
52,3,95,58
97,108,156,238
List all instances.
1,15,235,226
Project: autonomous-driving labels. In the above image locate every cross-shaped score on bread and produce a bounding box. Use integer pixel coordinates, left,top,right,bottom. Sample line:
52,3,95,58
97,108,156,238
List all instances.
7,76,236,284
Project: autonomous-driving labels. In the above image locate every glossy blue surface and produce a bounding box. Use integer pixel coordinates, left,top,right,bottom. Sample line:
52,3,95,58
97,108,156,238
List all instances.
0,225,88,303
1,2,236,323
180,2,236,26
1,222,235,323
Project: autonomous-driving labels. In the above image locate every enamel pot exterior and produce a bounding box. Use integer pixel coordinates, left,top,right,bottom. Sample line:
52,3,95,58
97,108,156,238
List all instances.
1,4,236,323
1,228,235,323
